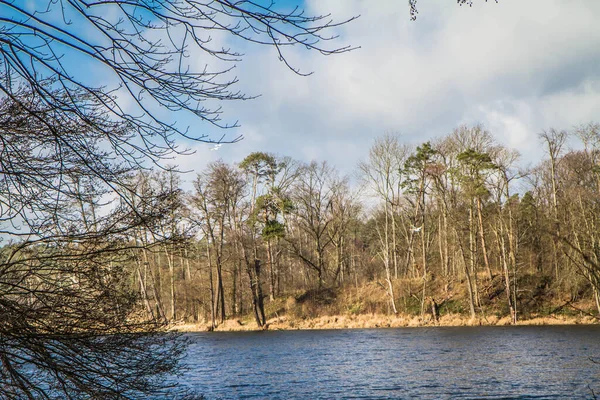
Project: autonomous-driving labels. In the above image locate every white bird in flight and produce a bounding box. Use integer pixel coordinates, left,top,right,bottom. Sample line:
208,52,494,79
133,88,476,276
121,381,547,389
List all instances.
210,143,222,151
411,225,422,233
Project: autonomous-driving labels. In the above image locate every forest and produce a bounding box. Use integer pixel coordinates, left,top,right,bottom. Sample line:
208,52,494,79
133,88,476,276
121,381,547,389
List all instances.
17,122,594,330
7,0,596,398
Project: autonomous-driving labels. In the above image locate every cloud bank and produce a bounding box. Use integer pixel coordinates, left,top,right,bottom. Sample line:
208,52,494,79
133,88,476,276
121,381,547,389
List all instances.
176,0,600,180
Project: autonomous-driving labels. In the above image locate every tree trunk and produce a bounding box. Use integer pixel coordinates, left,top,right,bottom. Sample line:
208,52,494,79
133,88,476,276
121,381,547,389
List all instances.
457,230,477,320
267,238,275,301
216,256,225,323
384,197,398,314
477,197,493,280
162,245,176,321
390,203,399,279
255,259,266,326
496,223,516,324
136,263,154,319
206,240,216,329
469,203,481,308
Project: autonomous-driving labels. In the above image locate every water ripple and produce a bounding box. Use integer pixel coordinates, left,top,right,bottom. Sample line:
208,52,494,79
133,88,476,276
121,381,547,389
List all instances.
178,325,600,399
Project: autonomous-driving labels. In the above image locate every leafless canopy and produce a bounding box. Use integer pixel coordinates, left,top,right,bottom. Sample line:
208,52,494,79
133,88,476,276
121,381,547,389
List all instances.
0,91,192,399
409,0,499,20
0,1,355,397
0,0,356,159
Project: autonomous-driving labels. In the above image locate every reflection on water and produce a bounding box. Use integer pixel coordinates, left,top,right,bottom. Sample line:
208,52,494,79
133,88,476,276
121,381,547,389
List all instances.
179,325,600,399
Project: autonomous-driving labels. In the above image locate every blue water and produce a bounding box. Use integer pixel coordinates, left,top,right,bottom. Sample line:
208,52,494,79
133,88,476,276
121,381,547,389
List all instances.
180,325,600,399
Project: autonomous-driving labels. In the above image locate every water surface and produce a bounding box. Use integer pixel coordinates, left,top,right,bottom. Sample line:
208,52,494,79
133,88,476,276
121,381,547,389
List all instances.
181,325,600,399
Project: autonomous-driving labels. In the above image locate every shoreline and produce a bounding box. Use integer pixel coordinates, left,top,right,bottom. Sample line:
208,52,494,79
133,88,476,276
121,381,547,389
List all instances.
169,313,599,333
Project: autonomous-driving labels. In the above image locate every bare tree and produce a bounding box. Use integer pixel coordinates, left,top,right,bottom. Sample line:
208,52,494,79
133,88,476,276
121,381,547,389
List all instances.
191,161,246,327
539,129,568,279
1,1,354,395
0,1,354,158
327,178,362,286
287,161,339,289
409,0,499,20
490,147,522,324
359,135,410,314
0,91,193,398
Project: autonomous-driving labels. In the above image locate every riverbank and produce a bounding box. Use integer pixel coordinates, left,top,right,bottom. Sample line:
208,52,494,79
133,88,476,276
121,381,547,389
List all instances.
169,274,600,332
169,312,598,332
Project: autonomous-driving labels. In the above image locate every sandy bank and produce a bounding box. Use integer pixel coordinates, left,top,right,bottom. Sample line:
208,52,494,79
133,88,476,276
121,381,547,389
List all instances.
169,313,598,333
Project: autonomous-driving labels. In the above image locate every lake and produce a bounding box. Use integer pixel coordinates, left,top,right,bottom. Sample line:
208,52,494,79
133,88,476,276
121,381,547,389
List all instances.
180,325,600,399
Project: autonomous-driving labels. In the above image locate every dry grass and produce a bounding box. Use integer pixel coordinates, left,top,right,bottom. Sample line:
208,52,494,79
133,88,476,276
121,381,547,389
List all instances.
169,312,598,332
168,275,600,332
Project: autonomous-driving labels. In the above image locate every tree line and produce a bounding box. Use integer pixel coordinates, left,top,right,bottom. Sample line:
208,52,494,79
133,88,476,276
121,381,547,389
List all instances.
99,123,600,328
0,0,514,397
0,0,354,395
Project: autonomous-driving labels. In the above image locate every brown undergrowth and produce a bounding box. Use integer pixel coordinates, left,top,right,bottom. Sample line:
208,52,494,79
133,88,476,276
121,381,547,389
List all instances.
170,273,600,332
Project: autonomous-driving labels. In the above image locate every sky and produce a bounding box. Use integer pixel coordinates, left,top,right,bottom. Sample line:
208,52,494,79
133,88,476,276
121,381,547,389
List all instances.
9,1,600,183
169,0,600,183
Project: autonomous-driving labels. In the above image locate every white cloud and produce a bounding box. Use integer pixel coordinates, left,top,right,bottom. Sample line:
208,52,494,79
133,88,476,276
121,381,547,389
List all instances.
174,0,600,179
